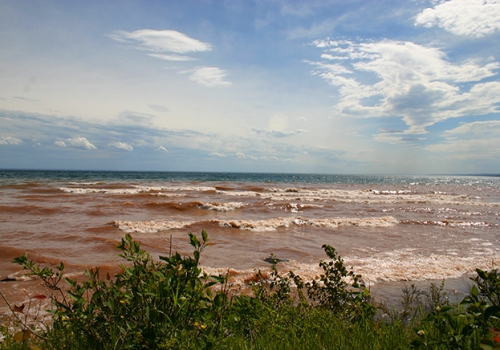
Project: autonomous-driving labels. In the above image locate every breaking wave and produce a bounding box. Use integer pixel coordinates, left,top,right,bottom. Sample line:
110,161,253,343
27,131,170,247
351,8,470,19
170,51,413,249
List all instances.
114,216,399,233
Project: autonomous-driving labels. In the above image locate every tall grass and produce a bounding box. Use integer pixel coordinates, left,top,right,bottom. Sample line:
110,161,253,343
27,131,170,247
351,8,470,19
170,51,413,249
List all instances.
1,231,500,349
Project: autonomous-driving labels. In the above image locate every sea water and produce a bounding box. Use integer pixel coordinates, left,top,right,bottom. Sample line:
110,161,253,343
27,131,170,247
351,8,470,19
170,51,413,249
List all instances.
1,170,499,309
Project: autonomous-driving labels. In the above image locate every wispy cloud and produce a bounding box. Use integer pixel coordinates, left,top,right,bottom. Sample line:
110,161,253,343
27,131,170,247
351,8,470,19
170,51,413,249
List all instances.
148,105,170,113
55,137,97,150
148,53,196,61
425,120,500,160
415,0,500,37
157,146,168,153
108,141,133,152
309,39,500,136
210,152,226,157
108,29,211,54
237,152,260,160
189,66,232,87
0,135,23,145
444,120,500,136
252,128,308,138
108,29,231,87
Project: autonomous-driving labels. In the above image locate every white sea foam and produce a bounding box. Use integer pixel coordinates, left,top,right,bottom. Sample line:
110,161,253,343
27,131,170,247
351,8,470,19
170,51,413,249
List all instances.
68,182,100,185
156,186,216,192
241,188,500,207
197,202,245,212
403,219,495,228
202,249,500,287
215,217,295,231
214,216,399,231
265,202,324,212
370,190,413,195
59,185,216,195
58,186,500,207
114,220,194,233
216,190,259,197
345,249,500,283
132,185,216,192
154,193,186,197
59,187,145,195
113,216,398,233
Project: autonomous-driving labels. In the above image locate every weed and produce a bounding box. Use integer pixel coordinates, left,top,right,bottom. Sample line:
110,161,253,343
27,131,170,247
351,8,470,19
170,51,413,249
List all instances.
2,232,500,349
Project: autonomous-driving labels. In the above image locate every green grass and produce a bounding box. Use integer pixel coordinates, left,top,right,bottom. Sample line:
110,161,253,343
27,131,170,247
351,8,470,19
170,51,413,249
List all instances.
1,231,500,349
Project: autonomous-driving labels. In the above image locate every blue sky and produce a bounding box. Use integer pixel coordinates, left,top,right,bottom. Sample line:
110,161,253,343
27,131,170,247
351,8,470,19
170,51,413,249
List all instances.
1,0,499,174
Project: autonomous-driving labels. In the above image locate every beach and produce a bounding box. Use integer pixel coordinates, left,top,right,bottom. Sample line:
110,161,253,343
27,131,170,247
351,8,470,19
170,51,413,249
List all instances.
1,170,499,311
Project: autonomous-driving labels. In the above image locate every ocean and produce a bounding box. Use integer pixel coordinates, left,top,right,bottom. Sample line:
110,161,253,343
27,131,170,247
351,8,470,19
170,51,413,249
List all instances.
1,170,500,309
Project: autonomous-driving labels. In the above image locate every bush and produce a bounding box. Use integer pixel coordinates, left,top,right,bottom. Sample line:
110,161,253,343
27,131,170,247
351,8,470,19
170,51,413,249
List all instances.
7,231,229,349
2,231,500,349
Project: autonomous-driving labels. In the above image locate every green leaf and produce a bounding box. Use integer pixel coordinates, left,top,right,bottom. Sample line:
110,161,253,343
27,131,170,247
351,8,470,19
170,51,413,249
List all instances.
471,285,479,298
484,305,500,321
189,232,201,248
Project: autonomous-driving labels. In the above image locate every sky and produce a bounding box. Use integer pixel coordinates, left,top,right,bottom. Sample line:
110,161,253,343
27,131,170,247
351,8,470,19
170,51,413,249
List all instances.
1,0,500,174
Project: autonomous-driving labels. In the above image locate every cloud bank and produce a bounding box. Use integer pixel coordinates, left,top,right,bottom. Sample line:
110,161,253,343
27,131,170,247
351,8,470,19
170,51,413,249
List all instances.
109,141,133,152
310,39,500,136
189,67,232,87
109,29,211,54
55,137,97,150
0,135,23,145
415,0,500,37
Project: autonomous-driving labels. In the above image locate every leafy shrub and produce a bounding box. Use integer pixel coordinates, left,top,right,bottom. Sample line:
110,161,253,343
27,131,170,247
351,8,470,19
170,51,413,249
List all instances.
411,269,500,349
3,231,500,349
9,230,229,349
303,244,374,319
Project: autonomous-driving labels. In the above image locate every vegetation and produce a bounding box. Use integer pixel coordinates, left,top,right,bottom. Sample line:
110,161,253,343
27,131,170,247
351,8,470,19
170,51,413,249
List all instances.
1,231,500,349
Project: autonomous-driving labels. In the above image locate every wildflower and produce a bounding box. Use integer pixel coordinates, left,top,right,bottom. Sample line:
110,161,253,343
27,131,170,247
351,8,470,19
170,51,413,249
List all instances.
490,328,500,343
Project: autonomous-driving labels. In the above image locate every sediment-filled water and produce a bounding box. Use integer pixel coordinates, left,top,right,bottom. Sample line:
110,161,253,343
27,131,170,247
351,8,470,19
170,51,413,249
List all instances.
1,170,499,310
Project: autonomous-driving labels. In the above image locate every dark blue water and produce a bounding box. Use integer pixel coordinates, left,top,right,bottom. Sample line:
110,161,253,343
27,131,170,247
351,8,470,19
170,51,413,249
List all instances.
1,169,499,187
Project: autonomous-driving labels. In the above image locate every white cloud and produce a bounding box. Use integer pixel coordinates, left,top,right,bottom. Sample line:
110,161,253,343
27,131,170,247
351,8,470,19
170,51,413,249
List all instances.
210,152,226,157
373,132,425,144
157,146,168,153
189,66,232,87
426,120,500,159
415,0,500,37
148,105,170,113
0,135,23,145
426,139,500,160
148,53,196,61
444,120,500,136
109,29,212,53
235,152,259,160
253,128,308,138
55,137,96,150
310,39,500,135
108,141,133,152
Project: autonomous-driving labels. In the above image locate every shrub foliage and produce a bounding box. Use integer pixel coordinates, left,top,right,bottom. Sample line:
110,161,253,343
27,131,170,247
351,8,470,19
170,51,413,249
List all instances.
1,231,500,349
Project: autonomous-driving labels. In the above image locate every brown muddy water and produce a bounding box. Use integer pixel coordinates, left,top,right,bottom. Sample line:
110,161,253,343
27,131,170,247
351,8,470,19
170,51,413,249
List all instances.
1,171,499,314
